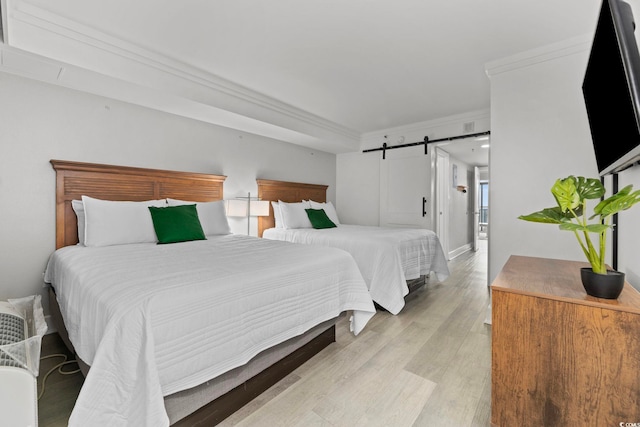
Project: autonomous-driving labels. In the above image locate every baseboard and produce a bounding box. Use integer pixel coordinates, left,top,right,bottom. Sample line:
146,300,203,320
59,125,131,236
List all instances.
449,243,472,260
484,303,492,325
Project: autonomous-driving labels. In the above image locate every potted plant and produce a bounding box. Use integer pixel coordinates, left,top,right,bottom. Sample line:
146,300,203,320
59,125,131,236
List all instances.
518,175,640,299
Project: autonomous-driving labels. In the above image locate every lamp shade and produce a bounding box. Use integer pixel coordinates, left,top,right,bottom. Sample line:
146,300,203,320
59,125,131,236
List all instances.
225,199,247,217
225,193,269,236
249,200,270,217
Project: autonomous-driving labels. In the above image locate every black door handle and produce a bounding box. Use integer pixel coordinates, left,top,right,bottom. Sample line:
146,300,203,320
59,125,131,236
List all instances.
422,197,427,217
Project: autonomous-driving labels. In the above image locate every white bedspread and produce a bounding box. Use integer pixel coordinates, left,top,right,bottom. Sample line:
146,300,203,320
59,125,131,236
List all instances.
44,235,375,427
263,225,450,314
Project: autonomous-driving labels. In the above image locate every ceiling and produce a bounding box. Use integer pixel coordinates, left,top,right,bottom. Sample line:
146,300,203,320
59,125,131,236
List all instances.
438,135,491,167
1,0,602,162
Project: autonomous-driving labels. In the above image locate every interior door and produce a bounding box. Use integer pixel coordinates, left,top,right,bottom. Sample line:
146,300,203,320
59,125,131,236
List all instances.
379,145,433,229
473,166,480,251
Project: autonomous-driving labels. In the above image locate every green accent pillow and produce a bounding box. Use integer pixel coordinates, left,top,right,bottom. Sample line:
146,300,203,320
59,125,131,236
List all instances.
148,204,207,244
305,208,337,229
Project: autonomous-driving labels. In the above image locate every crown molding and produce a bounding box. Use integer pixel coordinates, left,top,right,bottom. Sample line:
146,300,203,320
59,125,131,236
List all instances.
3,0,360,152
1,43,343,145
485,35,591,77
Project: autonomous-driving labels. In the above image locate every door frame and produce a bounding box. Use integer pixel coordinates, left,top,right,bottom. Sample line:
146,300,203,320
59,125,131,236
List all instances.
435,148,450,259
473,166,480,251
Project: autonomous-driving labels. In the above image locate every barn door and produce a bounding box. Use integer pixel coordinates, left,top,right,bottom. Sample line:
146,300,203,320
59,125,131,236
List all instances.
379,145,433,229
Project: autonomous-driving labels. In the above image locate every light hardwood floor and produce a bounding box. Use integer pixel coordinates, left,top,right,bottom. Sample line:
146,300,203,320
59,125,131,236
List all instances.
38,240,491,426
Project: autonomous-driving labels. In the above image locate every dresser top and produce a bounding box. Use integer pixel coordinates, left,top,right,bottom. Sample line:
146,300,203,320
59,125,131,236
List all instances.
491,255,640,314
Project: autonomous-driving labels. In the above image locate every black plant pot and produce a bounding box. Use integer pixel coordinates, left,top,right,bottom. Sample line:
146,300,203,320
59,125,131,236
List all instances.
580,267,625,299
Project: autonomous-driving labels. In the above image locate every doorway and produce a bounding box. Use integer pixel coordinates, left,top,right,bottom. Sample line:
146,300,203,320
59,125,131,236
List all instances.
479,181,489,240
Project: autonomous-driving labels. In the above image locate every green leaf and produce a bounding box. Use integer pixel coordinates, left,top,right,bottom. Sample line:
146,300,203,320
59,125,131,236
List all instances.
599,191,639,217
551,177,580,212
574,176,605,200
518,207,571,224
592,185,639,218
592,185,631,217
559,223,610,233
586,223,610,233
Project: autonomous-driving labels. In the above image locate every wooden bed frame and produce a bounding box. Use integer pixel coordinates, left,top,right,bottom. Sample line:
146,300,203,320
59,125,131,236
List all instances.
49,160,336,425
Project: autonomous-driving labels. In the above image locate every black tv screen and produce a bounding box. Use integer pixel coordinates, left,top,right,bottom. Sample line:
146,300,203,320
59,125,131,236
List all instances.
583,0,640,175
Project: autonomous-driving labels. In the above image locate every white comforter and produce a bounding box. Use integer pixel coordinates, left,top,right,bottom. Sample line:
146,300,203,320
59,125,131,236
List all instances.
43,235,375,427
263,225,450,314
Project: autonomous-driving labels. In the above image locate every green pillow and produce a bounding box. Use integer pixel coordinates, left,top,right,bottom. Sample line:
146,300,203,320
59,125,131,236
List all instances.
305,208,337,229
148,204,207,244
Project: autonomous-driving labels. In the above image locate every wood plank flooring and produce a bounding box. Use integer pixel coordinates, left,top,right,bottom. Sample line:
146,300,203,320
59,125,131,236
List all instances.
38,240,490,426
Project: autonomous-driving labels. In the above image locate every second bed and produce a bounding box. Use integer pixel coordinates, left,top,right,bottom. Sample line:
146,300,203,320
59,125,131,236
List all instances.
257,179,450,315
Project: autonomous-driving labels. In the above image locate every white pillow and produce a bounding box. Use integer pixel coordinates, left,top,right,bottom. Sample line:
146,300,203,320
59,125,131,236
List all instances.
167,199,231,235
82,196,167,247
309,200,341,225
278,200,312,229
271,201,284,229
71,200,86,245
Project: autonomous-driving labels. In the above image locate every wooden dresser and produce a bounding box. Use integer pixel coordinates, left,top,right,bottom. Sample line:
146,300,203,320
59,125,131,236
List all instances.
491,255,640,427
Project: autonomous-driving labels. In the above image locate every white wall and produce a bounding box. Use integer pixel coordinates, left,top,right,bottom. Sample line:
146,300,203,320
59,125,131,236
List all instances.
336,110,489,230
488,36,640,288
0,72,337,311
618,0,640,289
618,166,640,290
478,166,489,181
336,152,380,225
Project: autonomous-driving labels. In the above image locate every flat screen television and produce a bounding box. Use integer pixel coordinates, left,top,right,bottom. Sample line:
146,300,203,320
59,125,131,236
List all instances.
583,0,640,175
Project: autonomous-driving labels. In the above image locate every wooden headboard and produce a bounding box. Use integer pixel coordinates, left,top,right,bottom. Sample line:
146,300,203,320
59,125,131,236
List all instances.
256,179,328,237
51,160,226,249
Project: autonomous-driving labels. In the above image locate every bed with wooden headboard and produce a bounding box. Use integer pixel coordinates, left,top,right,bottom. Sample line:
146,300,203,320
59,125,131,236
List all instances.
257,178,451,314
48,161,347,426
256,179,328,237
52,160,226,248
